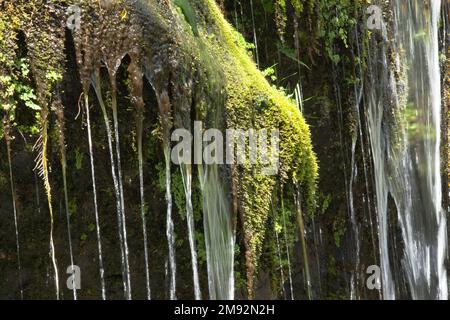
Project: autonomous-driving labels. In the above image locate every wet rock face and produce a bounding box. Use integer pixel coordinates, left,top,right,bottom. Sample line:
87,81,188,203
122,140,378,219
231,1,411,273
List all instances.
1,0,318,299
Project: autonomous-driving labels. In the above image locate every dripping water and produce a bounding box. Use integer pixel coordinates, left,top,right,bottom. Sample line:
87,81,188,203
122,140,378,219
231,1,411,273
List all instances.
91,72,130,299
157,89,177,300
136,102,151,300
180,164,201,300
367,0,447,299
84,93,107,300
164,142,177,300
110,76,132,299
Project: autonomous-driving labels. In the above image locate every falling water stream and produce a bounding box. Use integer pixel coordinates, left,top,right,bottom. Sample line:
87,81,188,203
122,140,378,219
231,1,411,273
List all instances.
110,76,132,299
180,164,201,300
367,0,447,300
164,143,177,300
92,72,131,299
84,93,107,300
137,104,151,300
198,164,234,300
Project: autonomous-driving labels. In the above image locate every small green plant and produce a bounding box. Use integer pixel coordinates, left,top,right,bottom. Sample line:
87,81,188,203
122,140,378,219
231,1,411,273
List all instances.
75,148,84,170
88,223,95,232
262,64,278,83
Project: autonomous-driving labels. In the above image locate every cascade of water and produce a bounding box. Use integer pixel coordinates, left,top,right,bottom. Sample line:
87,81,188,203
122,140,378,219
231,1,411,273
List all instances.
180,164,201,299
136,104,151,300
4,123,23,299
353,26,379,270
198,163,234,300
367,0,447,299
163,144,177,300
110,77,132,299
366,21,395,298
91,72,130,299
84,93,107,300
191,39,234,298
157,89,176,300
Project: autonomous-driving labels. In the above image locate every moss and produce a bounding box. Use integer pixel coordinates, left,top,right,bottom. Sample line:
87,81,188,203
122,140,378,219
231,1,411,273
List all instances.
184,0,318,296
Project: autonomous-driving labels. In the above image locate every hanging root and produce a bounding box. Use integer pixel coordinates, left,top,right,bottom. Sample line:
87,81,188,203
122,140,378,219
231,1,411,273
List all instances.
55,100,77,300
33,108,60,300
128,55,151,298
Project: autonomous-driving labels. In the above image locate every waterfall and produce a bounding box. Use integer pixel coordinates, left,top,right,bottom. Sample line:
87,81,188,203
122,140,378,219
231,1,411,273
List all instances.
349,127,360,300
91,73,130,299
196,119,234,299
180,164,201,300
193,37,235,299
137,105,151,300
353,26,379,272
84,93,107,300
164,144,177,300
110,77,132,299
366,0,447,299
198,164,234,300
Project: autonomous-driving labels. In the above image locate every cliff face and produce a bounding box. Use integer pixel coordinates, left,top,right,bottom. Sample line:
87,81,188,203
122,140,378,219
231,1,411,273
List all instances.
0,0,317,299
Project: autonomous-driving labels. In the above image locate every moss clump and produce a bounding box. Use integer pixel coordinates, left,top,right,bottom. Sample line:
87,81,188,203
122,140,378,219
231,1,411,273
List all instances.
179,0,318,297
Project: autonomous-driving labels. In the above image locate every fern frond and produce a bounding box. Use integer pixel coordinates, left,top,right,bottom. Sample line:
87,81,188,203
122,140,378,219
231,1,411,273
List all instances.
32,107,59,299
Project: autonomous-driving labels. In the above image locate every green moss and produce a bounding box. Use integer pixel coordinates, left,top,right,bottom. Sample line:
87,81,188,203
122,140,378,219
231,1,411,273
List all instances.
180,0,318,295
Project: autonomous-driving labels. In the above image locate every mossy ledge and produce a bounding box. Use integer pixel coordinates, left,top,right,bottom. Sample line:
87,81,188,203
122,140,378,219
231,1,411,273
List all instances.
0,0,318,298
